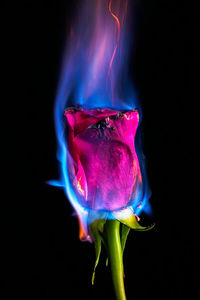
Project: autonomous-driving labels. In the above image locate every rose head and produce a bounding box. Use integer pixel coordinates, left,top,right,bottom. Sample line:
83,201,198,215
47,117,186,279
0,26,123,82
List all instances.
64,106,142,213
53,105,153,297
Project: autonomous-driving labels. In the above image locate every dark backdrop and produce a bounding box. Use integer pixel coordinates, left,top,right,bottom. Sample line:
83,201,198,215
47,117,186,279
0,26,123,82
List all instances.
4,1,199,299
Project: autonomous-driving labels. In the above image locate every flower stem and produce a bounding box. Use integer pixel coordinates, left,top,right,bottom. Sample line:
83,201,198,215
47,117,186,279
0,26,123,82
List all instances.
105,220,126,300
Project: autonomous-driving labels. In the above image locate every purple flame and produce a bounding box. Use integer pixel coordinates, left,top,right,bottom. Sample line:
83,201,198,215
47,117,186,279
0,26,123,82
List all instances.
50,0,152,239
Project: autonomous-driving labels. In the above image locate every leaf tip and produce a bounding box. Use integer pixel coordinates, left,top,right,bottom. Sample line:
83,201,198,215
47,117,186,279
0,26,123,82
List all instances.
92,271,95,285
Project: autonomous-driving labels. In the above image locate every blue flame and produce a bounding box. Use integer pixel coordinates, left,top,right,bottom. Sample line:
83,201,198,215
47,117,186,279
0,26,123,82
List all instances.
50,0,152,237
54,0,140,111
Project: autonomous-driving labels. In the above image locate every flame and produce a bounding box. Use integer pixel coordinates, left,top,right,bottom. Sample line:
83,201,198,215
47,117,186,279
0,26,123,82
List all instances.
108,0,121,76
107,0,121,103
77,176,85,197
50,0,152,240
78,215,91,241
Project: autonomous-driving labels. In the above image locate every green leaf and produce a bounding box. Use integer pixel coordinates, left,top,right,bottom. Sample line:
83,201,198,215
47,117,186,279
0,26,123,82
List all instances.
121,224,130,255
114,207,155,231
89,218,106,285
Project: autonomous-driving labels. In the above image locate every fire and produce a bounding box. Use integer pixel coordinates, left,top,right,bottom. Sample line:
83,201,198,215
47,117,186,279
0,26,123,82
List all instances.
108,0,121,76
50,0,152,239
77,176,85,197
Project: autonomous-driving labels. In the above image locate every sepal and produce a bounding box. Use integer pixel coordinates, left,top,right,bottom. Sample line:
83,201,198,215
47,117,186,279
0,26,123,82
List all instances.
88,213,107,284
113,207,155,231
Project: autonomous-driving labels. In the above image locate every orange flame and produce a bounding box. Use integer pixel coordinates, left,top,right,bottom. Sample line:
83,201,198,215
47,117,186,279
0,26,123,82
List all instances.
108,0,121,76
77,176,85,197
107,0,129,103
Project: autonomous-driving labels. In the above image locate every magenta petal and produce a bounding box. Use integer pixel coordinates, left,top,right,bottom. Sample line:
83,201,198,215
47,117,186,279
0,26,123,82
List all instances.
65,107,142,212
65,107,119,136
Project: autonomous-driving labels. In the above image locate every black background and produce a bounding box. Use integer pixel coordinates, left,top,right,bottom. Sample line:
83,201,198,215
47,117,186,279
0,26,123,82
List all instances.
3,1,199,299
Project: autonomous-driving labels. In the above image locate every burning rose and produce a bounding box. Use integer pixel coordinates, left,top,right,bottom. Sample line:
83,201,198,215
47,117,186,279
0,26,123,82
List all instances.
62,106,153,299
65,106,142,212
50,0,154,298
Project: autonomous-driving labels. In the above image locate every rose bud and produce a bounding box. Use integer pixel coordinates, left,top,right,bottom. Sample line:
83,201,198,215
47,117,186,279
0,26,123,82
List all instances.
65,106,142,212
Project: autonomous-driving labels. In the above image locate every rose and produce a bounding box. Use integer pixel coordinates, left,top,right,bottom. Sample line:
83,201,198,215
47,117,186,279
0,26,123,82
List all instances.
64,106,142,213
63,106,153,300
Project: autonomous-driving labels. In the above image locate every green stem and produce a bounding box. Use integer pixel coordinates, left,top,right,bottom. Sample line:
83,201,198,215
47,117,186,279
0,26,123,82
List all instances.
105,220,127,300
